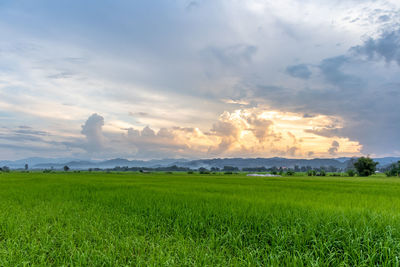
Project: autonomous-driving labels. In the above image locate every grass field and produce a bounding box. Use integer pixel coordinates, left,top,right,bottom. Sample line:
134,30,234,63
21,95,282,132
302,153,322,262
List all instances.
1,172,400,266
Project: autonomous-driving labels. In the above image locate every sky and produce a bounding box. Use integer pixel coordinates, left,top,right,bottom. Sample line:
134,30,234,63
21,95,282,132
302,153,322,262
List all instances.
0,0,400,160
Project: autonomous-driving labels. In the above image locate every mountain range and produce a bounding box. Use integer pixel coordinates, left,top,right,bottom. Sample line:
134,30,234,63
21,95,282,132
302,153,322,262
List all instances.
1,157,399,170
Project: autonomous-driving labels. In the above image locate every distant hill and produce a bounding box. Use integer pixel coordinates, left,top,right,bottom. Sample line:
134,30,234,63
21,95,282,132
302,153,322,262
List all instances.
29,158,190,170
1,156,399,170
176,157,349,169
373,157,400,166
0,157,85,169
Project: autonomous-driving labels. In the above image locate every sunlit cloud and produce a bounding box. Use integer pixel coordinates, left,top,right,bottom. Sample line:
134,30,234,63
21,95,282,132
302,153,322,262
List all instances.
66,109,361,159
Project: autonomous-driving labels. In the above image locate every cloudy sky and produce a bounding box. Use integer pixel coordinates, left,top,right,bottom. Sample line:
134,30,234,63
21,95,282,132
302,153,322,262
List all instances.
0,0,400,160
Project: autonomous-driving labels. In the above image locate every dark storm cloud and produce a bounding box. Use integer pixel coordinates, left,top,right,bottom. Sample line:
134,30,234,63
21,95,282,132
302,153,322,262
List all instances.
251,28,400,156
352,29,400,65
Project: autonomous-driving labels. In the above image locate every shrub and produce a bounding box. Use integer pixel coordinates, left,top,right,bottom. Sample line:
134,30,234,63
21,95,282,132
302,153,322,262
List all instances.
347,169,355,177
222,166,239,172
199,167,210,174
286,170,295,176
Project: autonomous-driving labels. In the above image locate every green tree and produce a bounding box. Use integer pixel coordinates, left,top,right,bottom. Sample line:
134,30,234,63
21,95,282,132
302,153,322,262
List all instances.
353,157,378,177
307,170,316,176
63,165,70,172
1,166,10,173
385,161,400,177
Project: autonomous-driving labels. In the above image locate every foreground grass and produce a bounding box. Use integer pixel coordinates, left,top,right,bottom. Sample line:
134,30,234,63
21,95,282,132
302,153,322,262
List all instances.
1,172,400,265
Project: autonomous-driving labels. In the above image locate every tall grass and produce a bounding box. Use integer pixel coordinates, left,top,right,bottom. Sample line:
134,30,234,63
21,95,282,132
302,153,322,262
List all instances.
1,172,400,265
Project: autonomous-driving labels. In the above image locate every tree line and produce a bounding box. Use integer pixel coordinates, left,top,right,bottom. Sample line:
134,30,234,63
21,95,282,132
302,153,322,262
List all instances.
1,157,399,177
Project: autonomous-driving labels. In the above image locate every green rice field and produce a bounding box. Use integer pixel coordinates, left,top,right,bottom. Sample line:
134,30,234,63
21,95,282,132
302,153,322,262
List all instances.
1,171,400,266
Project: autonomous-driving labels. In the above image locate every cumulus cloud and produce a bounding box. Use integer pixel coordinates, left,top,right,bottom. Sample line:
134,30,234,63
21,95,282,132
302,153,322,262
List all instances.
211,119,239,138
81,113,105,153
141,126,156,137
246,114,274,143
71,108,362,159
